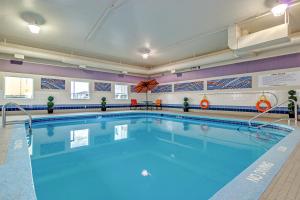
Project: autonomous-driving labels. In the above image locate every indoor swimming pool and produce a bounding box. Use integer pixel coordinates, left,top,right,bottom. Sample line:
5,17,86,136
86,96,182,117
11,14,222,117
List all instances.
26,112,292,200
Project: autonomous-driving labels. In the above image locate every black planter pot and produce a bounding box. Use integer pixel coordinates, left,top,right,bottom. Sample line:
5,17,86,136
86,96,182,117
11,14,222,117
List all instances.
183,107,189,112
289,113,295,119
101,107,107,111
47,108,54,114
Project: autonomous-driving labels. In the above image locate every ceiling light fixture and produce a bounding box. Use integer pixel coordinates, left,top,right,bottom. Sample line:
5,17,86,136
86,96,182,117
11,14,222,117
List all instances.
28,24,40,34
139,47,151,60
271,3,288,16
142,53,149,59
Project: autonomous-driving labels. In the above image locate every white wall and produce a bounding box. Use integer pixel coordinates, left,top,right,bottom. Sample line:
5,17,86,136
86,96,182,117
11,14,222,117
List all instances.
0,71,146,106
150,67,300,107
1,67,299,116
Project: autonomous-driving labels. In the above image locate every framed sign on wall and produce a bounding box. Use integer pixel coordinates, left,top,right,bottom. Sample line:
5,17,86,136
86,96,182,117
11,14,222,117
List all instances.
258,71,300,87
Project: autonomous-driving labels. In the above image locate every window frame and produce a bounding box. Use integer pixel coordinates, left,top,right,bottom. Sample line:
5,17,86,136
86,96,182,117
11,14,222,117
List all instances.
70,80,90,100
114,83,129,100
3,76,34,99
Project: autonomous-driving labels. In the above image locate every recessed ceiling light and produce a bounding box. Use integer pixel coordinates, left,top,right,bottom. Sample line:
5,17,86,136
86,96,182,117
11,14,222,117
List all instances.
28,24,40,34
142,53,149,59
139,47,151,59
78,65,87,69
14,54,25,60
271,3,288,17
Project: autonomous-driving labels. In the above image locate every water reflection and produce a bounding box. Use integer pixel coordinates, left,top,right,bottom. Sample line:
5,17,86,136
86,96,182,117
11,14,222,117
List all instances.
29,117,282,161
183,122,190,131
47,125,55,137
114,124,128,141
101,121,106,130
200,124,210,132
70,129,89,149
130,119,138,124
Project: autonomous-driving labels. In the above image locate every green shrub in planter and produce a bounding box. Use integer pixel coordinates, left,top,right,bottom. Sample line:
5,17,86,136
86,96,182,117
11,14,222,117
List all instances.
47,96,54,114
288,90,298,118
101,97,107,111
183,97,189,112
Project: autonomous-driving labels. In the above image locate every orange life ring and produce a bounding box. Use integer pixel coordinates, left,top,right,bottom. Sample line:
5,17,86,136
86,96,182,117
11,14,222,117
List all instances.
200,99,209,109
256,100,271,112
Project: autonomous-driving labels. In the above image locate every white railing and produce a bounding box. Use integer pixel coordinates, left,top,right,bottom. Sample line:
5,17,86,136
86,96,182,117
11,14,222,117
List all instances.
248,99,298,128
2,102,32,130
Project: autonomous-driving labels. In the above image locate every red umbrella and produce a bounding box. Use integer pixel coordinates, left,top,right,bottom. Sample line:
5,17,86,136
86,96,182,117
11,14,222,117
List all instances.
135,79,159,93
135,79,159,105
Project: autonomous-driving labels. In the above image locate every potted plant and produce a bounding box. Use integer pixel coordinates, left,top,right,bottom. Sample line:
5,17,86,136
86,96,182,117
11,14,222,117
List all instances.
101,97,107,111
183,97,189,112
288,90,298,118
47,96,54,114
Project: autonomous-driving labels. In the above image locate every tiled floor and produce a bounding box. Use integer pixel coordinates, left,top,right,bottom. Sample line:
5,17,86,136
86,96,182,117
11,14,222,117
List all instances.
260,142,300,200
0,110,299,199
0,127,10,165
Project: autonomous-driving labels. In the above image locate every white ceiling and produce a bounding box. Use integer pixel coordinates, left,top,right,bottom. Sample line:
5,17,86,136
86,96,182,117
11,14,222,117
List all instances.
0,0,294,68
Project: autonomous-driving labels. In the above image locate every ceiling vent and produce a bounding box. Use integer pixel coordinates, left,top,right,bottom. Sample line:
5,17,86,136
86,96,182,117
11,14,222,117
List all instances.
10,60,23,65
176,73,182,78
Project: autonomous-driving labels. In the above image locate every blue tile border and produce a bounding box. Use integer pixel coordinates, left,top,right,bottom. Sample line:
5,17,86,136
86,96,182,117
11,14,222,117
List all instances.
161,104,295,114
0,103,295,115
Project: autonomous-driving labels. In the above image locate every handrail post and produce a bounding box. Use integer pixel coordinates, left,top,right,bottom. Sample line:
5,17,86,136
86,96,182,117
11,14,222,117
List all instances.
2,105,6,128
293,99,298,126
1,102,32,130
248,99,298,127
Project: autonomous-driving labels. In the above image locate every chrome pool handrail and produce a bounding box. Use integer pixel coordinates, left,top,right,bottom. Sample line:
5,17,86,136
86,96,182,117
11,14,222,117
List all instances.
256,118,291,129
248,99,298,127
2,102,32,130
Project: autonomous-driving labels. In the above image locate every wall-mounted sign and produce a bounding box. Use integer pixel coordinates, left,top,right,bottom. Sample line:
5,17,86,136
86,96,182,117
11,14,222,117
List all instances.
94,82,111,91
174,81,204,92
258,71,300,87
207,76,252,90
41,78,65,90
152,84,172,93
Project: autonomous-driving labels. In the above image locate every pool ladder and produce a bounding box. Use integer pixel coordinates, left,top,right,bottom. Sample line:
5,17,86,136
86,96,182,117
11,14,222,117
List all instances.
1,102,32,130
248,99,298,128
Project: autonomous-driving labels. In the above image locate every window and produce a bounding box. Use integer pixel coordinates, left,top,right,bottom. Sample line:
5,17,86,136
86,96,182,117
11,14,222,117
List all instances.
71,81,90,99
115,84,128,100
4,77,33,99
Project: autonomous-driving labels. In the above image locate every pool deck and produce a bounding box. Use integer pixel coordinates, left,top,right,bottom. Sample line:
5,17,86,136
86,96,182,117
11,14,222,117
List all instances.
0,110,299,200
260,142,300,200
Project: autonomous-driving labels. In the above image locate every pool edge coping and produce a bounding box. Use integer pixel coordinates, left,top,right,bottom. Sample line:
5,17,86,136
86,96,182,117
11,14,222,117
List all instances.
0,124,37,200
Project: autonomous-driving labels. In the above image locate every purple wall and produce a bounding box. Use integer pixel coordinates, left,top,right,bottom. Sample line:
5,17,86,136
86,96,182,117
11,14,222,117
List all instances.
153,53,300,83
0,60,144,84
0,53,299,84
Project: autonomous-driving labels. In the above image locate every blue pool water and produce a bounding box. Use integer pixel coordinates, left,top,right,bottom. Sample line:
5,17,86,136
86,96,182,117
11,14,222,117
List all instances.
28,114,288,200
